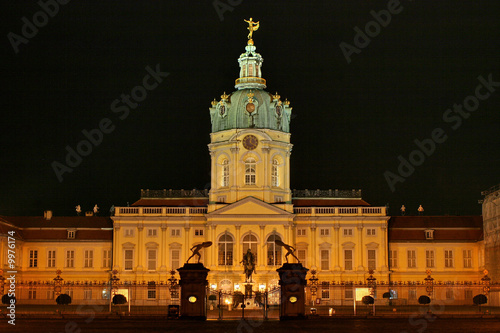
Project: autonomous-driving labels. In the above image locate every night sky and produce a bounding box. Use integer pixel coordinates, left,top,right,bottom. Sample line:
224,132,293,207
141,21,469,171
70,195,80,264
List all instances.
2,0,499,217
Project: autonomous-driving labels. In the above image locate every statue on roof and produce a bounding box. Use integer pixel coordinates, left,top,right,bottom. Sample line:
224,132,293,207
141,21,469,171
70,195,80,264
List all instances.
244,17,259,41
75,205,81,216
93,204,99,215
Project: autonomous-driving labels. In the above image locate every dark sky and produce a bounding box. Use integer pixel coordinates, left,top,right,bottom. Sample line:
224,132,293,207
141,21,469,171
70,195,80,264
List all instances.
2,0,499,217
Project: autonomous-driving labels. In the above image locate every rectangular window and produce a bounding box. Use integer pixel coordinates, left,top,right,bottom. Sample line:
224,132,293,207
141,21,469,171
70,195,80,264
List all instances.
124,229,134,237
65,290,73,299
344,249,353,270
445,250,454,268
84,289,92,300
463,250,472,268
297,249,306,267
426,250,435,268
46,290,54,300
245,159,256,185
425,230,434,239
103,250,112,268
320,228,330,236
321,283,330,299
345,287,353,299
148,282,156,299
465,289,473,299
320,250,330,270
408,288,416,300
171,229,181,237
171,249,180,270
29,289,37,300
84,250,93,268
148,249,157,271
407,250,416,268
297,228,306,237
389,250,397,268
66,250,75,268
47,250,56,268
366,228,376,236
147,229,157,237
29,250,38,268
343,228,353,236
446,289,454,300
124,249,134,270
367,249,376,270
67,230,75,239
194,229,204,236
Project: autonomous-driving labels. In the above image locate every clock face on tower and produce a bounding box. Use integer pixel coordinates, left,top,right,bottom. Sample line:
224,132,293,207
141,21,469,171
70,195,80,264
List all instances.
242,135,258,150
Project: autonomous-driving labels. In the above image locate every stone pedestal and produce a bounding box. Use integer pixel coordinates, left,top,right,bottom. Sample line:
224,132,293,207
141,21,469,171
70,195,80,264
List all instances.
277,263,308,320
177,263,210,320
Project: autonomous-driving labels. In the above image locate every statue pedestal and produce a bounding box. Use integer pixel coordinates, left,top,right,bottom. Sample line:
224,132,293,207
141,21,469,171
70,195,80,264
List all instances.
177,263,210,320
276,263,308,320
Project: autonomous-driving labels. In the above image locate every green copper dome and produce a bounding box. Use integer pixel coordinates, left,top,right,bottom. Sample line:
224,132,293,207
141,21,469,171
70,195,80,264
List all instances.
209,41,292,133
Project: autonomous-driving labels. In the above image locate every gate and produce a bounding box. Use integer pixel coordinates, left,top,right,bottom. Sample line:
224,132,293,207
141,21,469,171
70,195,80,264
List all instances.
206,287,280,319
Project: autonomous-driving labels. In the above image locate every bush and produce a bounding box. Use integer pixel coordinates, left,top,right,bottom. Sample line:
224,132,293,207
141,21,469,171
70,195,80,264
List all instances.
362,296,374,305
56,294,72,305
418,295,431,305
473,294,487,305
2,294,15,305
112,294,127,305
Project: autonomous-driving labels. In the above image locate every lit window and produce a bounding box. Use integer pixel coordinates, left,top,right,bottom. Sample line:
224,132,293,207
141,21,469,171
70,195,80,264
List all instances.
245,158,256,185
148,249,157,271
320,250,330,271
84,250,93,268
148,282,156,299
29,250,38,268
445,250,454,268
222,159,229,187
463,250,472,268
65,250,74,268
124,249,133,270
407,250,416,268
426,250,435,268
389,250,397,268
271,159,279,187
367,249,376,270
344,249,353,270
267,234,282,266
320,228,330,236
321,282,330,299
102,250,112,268
218,234,233,266
47,250,56,268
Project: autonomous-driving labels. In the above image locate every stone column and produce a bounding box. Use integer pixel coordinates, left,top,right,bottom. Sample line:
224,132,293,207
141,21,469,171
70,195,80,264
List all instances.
113,226,120,270
334,224,341,271
381,224,388,272
357,225,364,271
311,224,317,268
259,225,266,268
184,226,191,260
137,226,143,271
159,225,167,271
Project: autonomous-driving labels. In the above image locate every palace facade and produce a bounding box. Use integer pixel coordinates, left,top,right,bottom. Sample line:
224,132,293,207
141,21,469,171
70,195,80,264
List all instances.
0,24,496,307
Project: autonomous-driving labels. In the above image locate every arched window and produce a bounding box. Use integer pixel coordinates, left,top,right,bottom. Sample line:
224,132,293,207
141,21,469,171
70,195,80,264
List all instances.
248,64,254,76
242,233,258,263
271,159,279,187
245,158,256,185
222,159,229,187
218,234,233,266
267,234,282,266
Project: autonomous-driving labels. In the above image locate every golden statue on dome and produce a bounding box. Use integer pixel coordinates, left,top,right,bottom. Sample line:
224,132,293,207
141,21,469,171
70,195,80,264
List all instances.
244,17,259,44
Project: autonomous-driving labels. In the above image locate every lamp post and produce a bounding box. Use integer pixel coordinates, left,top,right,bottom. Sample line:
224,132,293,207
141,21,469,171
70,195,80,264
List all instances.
424,270,434,297
167,270,179,303
366,269,377,315
53,270,63,297
109,270,120,312
309,269,319,306
481,269,491,295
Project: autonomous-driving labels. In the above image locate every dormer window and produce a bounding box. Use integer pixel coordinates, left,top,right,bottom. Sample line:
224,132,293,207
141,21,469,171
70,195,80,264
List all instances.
425,229,434,240
67,230,75,239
